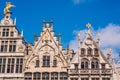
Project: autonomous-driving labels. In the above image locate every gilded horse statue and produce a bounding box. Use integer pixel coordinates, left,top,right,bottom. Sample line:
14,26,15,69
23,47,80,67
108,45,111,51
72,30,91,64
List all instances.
4,2,15,14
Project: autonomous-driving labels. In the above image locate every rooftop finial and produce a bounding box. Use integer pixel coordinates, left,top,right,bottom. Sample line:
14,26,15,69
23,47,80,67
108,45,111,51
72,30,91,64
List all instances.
4,2,15,15
97,32,100,40
86,23,91,29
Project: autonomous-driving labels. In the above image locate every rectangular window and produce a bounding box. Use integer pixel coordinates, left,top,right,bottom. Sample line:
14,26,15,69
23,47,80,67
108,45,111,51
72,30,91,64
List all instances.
7,58,14,73
9,41,16,52
92,78,99,80
2,28,9,37
1,41,8,52
16,58,23,73
53,59,57,67
36,60,39,67
0,58,6,73
81,78,89,80
102,78,110,80
2,58,6,73
43,56,50,67
10,32,14,37
101,64,105,69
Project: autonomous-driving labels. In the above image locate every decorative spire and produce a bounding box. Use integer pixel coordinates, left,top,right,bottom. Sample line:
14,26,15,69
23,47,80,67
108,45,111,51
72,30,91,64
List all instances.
97,32,100,40
14,17,16,25
107,48,112,61
86,23,91,29
4,2,15,15
58,32,61,45
34,33,37,41
21,30,23,37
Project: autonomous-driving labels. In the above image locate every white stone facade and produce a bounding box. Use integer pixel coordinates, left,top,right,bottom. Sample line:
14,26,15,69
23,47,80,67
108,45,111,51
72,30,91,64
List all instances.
0,3,119,80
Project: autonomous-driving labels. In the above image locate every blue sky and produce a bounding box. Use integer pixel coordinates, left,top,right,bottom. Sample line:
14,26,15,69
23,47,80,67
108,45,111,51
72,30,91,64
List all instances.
0,0,120,60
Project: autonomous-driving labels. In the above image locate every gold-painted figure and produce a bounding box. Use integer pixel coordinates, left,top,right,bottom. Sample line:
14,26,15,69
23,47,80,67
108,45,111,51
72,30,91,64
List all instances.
4,2,15,14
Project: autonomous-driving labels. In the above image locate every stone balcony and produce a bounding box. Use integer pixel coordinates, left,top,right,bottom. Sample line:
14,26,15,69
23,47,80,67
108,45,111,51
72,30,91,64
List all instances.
68,69,112,75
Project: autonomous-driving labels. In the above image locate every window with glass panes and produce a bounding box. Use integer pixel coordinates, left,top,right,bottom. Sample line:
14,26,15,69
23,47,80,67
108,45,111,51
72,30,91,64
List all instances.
24,72,32,80
51,72,58,80
33,72,41,80
53,59,57,67
60,72,67,80
9,41,16,52
42,72,49,80
35,59,40,67
43,56,50,67
1,41,8,52
0,58,6,73
81,78,89,80
92,78,99,80
2,28,9,37
102,78,110,80
16,58,23,73
7,58,15,73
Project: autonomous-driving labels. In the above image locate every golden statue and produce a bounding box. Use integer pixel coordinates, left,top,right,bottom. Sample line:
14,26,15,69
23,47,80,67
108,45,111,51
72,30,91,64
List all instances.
4,2,15,14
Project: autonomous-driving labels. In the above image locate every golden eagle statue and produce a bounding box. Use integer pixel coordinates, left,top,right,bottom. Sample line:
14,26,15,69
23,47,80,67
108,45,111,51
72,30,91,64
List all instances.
4,2,15,14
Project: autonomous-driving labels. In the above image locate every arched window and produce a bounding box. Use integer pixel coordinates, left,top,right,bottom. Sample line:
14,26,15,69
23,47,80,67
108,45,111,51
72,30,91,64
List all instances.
81,48,85,56
24,72,32,80
60,72,67,80
87,48,92,56
42,72,49,80
51,72,58,80
94,48,99,56
33,72,41,80
81,59,89,69
91,59,99,69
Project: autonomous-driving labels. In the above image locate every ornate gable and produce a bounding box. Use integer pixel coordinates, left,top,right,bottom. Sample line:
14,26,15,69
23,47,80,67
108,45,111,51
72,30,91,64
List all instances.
24,21,67,72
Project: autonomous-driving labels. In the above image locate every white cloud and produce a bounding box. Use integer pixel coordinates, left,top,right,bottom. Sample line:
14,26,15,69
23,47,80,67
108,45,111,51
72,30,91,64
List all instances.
69,23,120,60
72,0,94,5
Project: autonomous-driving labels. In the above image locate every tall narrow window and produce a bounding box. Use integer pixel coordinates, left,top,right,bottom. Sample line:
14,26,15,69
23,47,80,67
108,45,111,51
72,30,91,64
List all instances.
33,72,41,80
42,72,49,80
81,48,85,56
94,48,99,56
36,60,39,67
1,41,8,52
16,58,23,73
9,41,16,52
87,48,92,56
0,58,6,73
91,59,99,69
51,72,58,80
60,72,67,80
101,64,105,69
10,32,14,37
81,59,89,69
53,59,57,67
7,58,14,73
43,56,50,67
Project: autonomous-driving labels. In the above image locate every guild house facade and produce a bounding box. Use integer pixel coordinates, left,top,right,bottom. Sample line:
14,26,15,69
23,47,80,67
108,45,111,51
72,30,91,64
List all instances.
0,2,119,80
